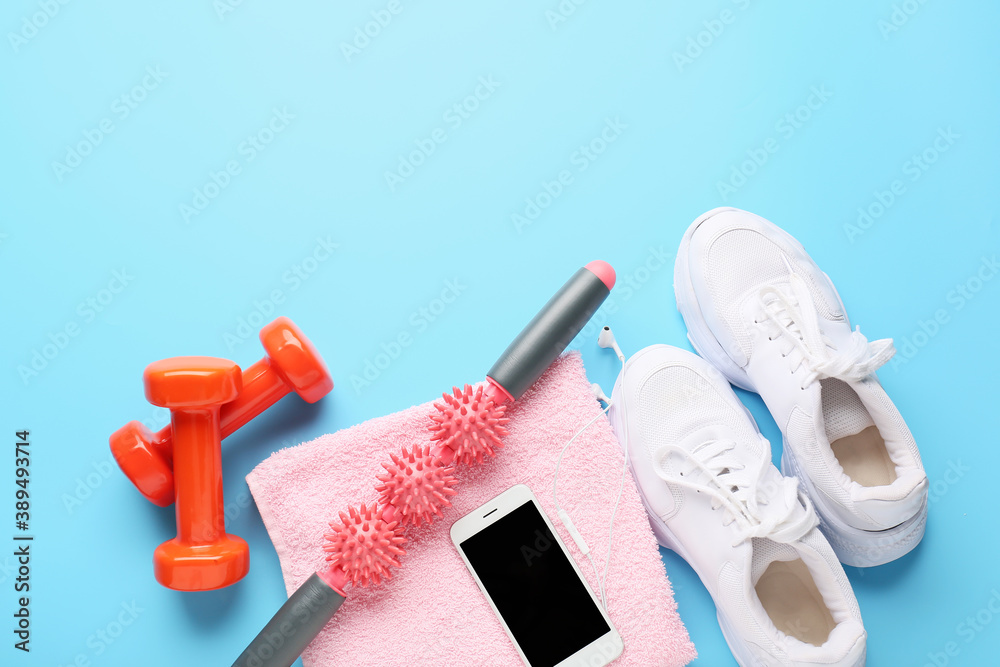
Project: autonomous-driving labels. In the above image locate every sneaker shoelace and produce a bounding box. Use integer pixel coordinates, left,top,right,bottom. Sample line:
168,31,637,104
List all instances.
653,438,818,547
757,269,895,390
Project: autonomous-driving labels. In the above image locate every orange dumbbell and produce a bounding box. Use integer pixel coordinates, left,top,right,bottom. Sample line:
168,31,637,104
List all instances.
146,356,250,591
111,317,333,506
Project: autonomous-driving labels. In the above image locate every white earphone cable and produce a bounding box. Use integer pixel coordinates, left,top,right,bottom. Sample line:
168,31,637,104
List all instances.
552,401,612,603
599,373,627,609
552,328,627,610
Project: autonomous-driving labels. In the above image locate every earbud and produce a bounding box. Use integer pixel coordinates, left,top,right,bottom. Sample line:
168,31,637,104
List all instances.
597,325,615,348
590,383,611,405
597,326,625,362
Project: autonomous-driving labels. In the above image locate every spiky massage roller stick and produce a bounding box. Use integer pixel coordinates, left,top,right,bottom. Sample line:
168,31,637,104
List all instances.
233,261,615,667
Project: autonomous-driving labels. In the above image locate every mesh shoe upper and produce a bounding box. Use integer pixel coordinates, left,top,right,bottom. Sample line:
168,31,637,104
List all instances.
610,344,866,666
678,207,928,535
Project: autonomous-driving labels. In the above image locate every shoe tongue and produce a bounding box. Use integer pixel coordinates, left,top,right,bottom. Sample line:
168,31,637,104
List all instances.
679,425,763,464
767,278,854,344
766,279,858,413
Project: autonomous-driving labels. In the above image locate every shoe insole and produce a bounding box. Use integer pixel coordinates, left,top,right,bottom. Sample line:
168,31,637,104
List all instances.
820,378,898,487
831,425,897,487
755,559,837,647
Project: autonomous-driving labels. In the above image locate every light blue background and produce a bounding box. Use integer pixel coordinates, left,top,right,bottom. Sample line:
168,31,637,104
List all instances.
2,1,999,665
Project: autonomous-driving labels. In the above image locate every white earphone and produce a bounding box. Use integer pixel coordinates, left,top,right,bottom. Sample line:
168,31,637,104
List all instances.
553,324,628,610
590,383,611,404
598,325,625,362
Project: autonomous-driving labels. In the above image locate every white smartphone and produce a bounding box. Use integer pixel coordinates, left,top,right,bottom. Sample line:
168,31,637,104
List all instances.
451,484,624,667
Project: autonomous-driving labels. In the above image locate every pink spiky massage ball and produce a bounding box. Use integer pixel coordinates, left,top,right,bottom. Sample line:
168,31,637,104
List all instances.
323,503,406,587
375,445,458,527
429,384,510,466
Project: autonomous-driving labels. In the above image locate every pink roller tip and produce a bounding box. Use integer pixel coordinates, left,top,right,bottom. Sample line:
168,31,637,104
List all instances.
429,384,510,466
319,565,349,594
323,503,406,587
375,445,459,527
585,260,616,290
485,377,514,404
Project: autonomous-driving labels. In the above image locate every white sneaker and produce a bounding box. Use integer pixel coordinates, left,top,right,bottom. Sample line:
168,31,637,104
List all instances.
674,207,928,567
609,344,866,667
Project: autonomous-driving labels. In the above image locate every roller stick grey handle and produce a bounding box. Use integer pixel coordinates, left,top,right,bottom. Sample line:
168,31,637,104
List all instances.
487,261,615,401
232,572,346,667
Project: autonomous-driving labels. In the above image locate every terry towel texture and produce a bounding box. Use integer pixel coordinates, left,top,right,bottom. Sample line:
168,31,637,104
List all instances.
246,353,696,667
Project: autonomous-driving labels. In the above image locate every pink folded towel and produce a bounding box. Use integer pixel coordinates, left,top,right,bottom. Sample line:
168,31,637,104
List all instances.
247,353,696,667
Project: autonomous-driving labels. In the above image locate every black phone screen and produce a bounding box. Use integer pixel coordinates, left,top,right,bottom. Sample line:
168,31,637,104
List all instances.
459,500,610,667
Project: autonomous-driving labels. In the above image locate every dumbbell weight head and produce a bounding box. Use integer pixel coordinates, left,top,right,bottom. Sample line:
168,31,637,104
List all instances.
260,315,333,403
109,421,173,503
143,355,242,407
110,317,332,506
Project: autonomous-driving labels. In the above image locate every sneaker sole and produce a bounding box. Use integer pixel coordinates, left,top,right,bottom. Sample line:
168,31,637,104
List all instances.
673,207,926,568
781,439,927,568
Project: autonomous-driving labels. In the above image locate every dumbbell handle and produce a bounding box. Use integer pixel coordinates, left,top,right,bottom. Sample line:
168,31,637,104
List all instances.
221,358,289,435
172,407,226,544
149,358,292,465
